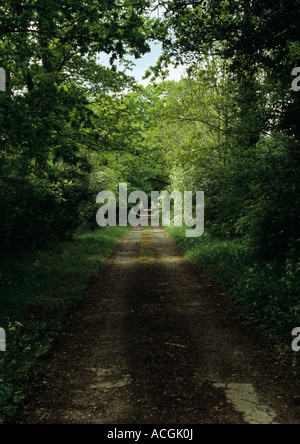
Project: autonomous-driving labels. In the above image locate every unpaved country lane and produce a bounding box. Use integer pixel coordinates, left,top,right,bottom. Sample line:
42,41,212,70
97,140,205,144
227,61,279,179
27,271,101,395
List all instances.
23,227,300,424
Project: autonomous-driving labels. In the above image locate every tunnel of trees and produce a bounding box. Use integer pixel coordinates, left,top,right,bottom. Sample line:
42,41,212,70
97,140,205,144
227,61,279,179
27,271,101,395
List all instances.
0,0,299,422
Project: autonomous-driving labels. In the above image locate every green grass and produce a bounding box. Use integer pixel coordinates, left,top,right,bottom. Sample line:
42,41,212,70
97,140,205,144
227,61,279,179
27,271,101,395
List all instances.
0,226,128,325
0,226,129,423
166,226,300,349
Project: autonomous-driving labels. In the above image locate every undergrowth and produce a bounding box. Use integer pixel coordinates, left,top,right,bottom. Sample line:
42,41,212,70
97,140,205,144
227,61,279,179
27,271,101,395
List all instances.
166,226,300,365
0,226,128,423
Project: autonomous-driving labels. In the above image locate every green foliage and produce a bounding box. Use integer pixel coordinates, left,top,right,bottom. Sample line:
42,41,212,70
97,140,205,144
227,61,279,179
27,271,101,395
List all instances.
0,0,152,255
0,226,128,423
140,56,300,257
234,134,300,257
166,226,300,339
143,13,300,358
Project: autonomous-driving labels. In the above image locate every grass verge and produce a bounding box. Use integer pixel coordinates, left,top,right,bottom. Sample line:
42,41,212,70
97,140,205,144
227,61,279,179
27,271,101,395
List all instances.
0,226,129,423
165,226,300,367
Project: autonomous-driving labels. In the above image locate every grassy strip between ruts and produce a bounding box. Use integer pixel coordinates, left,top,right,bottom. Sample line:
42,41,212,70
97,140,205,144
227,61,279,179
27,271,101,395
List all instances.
165,226,300,369
0,226,129,423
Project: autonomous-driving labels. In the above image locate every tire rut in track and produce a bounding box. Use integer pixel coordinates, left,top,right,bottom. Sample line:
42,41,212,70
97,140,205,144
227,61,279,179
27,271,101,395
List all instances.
23,227,300,424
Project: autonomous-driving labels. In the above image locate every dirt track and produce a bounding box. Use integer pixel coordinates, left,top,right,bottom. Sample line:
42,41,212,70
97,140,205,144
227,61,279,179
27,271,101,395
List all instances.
23,226,300,424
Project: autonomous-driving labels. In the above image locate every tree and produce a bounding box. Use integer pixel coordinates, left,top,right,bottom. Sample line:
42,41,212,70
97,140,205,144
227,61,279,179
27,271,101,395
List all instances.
0,0,153,254
147,0,300,254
